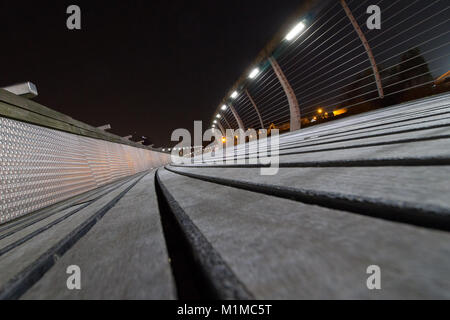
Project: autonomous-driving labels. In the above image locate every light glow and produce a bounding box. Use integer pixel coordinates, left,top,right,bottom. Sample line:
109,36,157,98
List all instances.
285,21,306,41
249,68,260,79
333,108,348,116
221,105,227,111
230,91,238,99
216,114,221,118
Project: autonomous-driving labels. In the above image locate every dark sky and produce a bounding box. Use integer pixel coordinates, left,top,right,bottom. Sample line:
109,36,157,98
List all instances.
0,0,302,147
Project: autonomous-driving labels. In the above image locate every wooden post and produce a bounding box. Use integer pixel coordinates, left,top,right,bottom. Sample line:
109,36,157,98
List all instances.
222,113,233,130
269,56,301,132
245,89,265,129
340,0,384,98
229,104,245,131
217,122,226,136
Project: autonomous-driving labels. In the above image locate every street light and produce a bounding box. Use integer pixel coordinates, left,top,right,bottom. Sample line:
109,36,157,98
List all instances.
221,105,227,111
230,91,238,99
249,68,260,79
97,124,112,131
216,114,221,118
2,82,38,99
285,21,306,41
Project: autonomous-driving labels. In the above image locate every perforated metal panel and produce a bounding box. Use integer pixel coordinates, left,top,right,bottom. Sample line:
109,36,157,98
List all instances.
0,116,169,224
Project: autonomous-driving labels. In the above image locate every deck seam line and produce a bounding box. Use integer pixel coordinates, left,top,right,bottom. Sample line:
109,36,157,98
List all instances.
0,171,149,300
164,166,450,232
156,169,254,300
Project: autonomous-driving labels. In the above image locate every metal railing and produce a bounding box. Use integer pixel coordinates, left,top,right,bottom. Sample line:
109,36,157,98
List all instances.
210,0,450,134
0,89,169,224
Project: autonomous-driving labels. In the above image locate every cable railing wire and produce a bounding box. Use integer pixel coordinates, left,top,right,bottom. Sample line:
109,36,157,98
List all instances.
296,51,449,112
280,1,372,75
289,28,449,102
288,8,448,90
207,0,449,137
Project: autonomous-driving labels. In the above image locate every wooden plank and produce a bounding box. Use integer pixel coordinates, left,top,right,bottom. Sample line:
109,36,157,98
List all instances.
156,168,450,299
279,94,450,141
194,105,450,165
0,203,88,255
200,117,450,163
197,136,450,167
166,165,450,230
0,89,164,153
0,173,146,299
0,174,137,242
267,110,450,152
276,93,450,143
0,101,78,134
196,93,450,164
0,89,75,124
282,139,450,165
0,89,125,138
206,102,450,156
22,171,176,300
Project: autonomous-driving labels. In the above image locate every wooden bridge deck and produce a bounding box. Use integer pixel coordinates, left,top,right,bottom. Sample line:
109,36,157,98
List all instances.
1,93,450,299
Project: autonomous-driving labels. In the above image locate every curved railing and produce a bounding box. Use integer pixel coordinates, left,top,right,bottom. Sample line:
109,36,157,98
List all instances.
210,0,450,134
0,88,169,224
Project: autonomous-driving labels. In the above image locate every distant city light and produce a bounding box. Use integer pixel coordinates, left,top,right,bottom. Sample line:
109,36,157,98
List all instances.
221,105,228,111
285,21,306,41
230,91,238,99
249,68,260,79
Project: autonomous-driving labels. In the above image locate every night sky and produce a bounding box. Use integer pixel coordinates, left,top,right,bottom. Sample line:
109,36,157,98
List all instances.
0,0,302,147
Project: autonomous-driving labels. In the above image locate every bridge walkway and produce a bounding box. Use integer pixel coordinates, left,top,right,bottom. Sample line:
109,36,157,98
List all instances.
1,94,449,299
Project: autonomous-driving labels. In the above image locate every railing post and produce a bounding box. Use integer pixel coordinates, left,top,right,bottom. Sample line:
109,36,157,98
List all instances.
269,56,301,132
217,122,226,136
340,0,384,98
222,113,233,130
245,89,265,129
229,104,245,131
